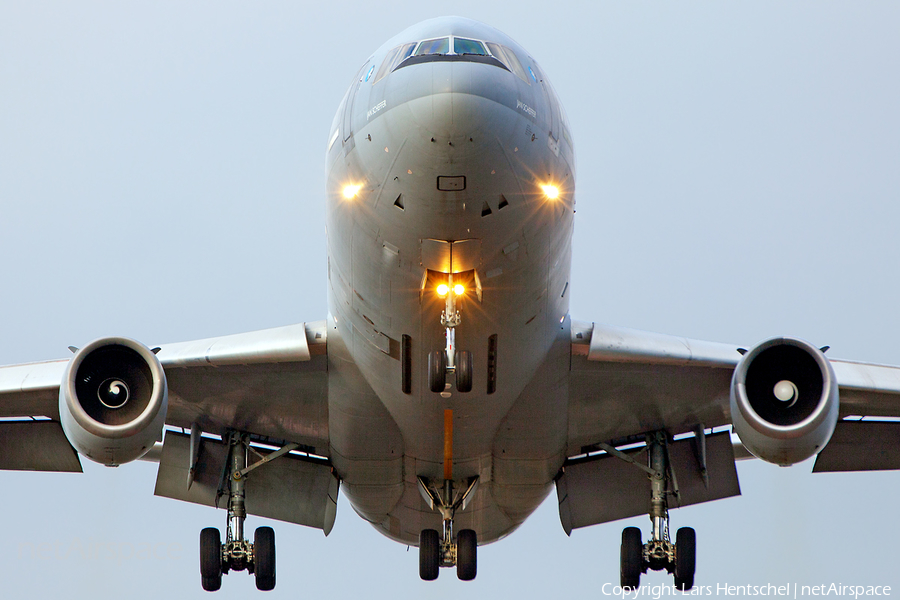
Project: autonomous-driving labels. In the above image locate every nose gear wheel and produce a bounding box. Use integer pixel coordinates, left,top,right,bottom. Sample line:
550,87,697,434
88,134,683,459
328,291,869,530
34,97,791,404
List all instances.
428,273,473,393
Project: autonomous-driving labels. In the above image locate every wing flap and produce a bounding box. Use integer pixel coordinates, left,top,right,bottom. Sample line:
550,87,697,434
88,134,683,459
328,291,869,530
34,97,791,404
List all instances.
556,431,739,534
0,421,82,472
154,431,338,533
813,421,900,472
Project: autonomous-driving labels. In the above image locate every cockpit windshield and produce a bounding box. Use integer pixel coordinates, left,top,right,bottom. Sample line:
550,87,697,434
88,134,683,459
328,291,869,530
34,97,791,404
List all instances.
415,37,450,56
372,36,531,84
453,38,487,56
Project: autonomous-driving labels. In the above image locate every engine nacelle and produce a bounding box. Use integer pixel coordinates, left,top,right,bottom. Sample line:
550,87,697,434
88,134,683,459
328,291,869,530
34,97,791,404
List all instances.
59,337,168,466
730,337,838,466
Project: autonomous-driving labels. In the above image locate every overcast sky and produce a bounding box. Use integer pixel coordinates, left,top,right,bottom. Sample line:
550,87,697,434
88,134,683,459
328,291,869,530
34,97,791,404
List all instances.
2,1,900,597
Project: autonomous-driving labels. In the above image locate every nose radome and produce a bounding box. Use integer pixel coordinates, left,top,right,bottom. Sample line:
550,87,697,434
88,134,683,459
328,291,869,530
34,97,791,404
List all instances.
405,89,517,154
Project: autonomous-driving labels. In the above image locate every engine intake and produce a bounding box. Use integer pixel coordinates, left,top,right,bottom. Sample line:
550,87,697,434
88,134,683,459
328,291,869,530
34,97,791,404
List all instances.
730,337,838,466
60,337,168,466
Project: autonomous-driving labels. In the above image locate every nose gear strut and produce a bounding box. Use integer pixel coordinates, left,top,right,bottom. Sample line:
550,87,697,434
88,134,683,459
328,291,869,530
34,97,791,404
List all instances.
428,273,473,393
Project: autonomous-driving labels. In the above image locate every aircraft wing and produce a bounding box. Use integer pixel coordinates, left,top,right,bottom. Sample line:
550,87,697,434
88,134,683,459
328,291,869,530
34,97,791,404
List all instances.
559,320,900,533
153,321,329,454
0,321,336,531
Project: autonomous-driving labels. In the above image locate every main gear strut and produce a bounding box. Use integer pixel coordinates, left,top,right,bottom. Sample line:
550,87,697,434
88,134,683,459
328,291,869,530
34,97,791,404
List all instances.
416,476,480,581
199,431,294,592
609,431,696,591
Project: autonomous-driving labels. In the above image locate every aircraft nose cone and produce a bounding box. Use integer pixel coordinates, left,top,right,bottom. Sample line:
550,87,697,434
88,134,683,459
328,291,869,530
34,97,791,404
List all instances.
402,64,518,155
404,90,514,159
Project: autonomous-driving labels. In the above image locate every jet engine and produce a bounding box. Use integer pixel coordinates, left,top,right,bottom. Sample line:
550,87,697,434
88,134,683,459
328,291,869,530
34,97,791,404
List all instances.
59,337,168,466
730,337,838,466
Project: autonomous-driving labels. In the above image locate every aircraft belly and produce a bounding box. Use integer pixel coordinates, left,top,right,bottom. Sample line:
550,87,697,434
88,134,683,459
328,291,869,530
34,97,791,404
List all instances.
345,454,557,546
325,63,575,542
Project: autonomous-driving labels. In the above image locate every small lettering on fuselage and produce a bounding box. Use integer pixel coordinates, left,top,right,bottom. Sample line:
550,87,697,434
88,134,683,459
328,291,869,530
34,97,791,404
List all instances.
516,99,537,119
367,100,387,120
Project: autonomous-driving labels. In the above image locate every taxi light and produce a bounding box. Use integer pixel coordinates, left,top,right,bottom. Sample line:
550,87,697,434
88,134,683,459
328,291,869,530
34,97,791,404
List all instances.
437,284,449,296
453,284,465,296
343,184,362,199
541,184,560,200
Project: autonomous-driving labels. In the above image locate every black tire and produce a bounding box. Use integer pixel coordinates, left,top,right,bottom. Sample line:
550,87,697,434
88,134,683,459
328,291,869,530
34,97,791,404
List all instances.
201,575,222,592
455,350,473,393
428,350,446,393
620,527,643,590
254,526,276,591
419,529,440,581
456,529,477,581
674,527,696,591
200,527,222,590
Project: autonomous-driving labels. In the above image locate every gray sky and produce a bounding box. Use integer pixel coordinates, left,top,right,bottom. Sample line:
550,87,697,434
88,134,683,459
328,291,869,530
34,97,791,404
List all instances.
2,1,900,597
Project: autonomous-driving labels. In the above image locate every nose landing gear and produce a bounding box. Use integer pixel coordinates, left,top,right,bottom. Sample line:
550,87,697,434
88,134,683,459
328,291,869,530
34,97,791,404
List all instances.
428,274,473,393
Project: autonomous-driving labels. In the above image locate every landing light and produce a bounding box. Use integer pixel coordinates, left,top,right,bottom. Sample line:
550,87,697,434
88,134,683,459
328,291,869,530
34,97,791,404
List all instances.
437,284,449,296
541,184,560,200
453,284,465,296
343,184,362,199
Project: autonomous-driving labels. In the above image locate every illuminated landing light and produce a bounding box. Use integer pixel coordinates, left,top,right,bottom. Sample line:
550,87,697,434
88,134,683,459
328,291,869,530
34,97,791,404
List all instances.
541,184,560,200
437,284,450,296
343,184,362,199
453,284,465,296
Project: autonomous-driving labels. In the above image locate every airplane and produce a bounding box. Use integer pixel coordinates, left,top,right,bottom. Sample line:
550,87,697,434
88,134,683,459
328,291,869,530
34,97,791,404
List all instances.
3,13,900,593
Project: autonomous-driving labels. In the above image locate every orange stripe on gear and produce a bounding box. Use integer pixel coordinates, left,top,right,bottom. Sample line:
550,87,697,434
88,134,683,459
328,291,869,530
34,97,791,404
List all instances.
443,409,453,480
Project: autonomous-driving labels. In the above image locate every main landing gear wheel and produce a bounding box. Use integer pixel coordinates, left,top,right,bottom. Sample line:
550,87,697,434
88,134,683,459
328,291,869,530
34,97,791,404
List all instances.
419,529,440,581
197,432,297,592
674,527,696,591
611,432,701,591
455,350,473,393
428,350,446,393
254,526,276,591
200,527,223,592
456,528,477,581
620,526,643,590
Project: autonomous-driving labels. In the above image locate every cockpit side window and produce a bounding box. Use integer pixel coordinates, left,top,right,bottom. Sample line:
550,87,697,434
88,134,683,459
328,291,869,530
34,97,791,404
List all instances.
485,42,529,83
373,47,400,84
373,42,416,84
415,37,450,56
453,38,488,56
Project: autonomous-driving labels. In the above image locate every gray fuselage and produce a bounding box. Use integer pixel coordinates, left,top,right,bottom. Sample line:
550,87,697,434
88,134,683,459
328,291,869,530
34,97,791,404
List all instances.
324,17,576,545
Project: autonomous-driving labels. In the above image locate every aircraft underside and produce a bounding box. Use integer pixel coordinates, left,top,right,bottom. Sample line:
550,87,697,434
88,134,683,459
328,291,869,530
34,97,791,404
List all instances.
6,14,900,596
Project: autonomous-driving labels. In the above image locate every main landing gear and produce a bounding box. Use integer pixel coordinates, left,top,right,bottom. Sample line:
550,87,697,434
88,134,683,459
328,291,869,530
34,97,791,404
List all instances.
428,274,473,394
199,432,294,592
417,476,480,581
616,432,696,591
